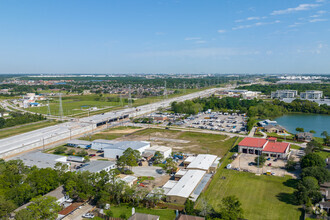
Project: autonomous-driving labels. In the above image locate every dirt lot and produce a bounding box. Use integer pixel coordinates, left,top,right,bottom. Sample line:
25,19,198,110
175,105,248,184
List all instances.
230,154,299,178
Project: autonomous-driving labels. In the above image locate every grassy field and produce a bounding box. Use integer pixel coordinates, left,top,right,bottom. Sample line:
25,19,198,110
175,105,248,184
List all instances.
79,126,142,141
315,150,330,160
106,204,176,220
197,166,302,220
0,120,59,139
130,128,236,156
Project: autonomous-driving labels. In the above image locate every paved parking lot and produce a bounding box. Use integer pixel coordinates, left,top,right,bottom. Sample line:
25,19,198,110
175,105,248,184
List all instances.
132,166,165,178
230,154,298,177
182,112,247,134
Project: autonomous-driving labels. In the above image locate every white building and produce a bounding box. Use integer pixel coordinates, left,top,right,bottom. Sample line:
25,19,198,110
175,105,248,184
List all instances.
163,169,206,204
185,154,219,173
104,141,150,159
9,151,69,169
271,90,298,99
300,90,323,100
91,139,119,151
144,145,172,158
120,175,138,187
78,161,116,173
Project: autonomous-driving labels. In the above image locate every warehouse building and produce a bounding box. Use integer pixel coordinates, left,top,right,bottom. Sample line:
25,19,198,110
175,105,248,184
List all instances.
91,139,119,151
238,137,290,159
67,139,92,149
163,169,206,204
271,90,298,99
9,151,69,169
184,154,219,173
300,90,323,100
144,145,172,158
104,141,150,159
78,161,116,173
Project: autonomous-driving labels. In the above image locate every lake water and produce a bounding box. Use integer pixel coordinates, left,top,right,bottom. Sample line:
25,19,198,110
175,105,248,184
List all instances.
275,114,330,137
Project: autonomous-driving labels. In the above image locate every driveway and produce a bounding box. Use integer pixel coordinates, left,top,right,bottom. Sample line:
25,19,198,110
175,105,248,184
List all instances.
62,203,94,220
132,166,165,178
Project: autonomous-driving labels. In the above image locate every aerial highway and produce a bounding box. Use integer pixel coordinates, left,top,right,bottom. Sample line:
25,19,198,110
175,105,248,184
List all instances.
0,87,223,158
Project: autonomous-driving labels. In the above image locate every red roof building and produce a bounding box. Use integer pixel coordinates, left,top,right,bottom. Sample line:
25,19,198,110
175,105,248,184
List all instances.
238,137,290,159
238,137,268,148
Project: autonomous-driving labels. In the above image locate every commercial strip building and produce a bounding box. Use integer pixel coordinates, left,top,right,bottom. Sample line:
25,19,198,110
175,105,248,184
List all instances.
91,139,119,151
238,137,290,159
184,154,219,173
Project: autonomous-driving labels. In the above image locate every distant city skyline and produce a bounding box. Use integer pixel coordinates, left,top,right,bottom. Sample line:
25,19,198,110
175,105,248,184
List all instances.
0,0,329,74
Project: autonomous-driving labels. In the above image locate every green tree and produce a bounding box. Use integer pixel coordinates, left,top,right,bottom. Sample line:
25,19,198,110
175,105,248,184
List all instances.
76,150,88,157
294,177,322,204
309,130,316,134
321,131,329,138
305,140,324,154
285,157,297,171
219,195,244,220
54,146,67,154
153,151,164,164
184,199,196,215
296,127,304,132
254,154,266,166
164,158,177,174
26,196,61,220
67,149,76,155
15,208,34,220
301,153,326,169
0,196,16,219
301,167,330,184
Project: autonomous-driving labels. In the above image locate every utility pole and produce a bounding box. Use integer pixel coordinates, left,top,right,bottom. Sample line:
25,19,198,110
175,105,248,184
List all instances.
47,99,51,116
128,85,132,107
59,93,63,120
164,80,168,99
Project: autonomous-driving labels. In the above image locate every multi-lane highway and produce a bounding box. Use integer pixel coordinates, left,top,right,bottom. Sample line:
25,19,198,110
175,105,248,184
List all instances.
0,87,223,158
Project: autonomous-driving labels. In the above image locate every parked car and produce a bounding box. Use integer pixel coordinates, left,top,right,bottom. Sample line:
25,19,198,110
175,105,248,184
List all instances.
267,158,271,161
89,154,96,157
82,213,94,219
268,163,272,166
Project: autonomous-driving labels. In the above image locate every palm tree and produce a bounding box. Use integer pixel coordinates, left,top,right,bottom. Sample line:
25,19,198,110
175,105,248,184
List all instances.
321,131,328,138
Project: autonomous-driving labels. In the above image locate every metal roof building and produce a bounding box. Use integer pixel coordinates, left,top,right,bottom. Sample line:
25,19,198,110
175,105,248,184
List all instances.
145,145,172,158
104,141,150,159
186,154,218,172
67,139,92,148
9,151,68,169
164,169,206,204
91,139,120,151
78,161,116,173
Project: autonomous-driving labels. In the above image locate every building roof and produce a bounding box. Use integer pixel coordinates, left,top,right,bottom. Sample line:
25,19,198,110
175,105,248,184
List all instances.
105,141,150,151
177,214,205,220
9,151,67,169
147,145,172,152
92,139,120,144
264,125,286,131
263,142,290,153
296,132,313,138
163,180,178,189
186,154,218,171
128,213,160,220
175,169,188,177
121,175,138,183
166,170,206,198
184,156,196,163
238,137,268,148
67,139,91,145
78,161,116,173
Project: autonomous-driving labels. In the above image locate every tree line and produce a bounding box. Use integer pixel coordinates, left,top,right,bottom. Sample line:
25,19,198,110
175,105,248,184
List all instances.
0,112,46,129
171,96,330,119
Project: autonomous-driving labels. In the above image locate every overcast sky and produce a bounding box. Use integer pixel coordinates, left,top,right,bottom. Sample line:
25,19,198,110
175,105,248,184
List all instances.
0,0,329,74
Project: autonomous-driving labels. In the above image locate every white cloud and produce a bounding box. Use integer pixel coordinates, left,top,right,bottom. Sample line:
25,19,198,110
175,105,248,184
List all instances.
309,18,328,22
235,19,244,23
232,20,280,30
271,4,320,15
316,0,325,2
217,29,226,33
195,40,207,44
247,16,260,20
184,37,201,41
266,50,273,55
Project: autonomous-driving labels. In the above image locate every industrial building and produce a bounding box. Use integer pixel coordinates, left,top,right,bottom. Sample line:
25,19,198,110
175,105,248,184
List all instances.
144,145,172,158
91,139,119,151
163,169,207,204
78,161,116,173
300,90,323,100
271,90,298,99
103,141,150,159
120,175,138,187
67,139,91,149
238,137,291,159
185,154,219,173
9,151,69,169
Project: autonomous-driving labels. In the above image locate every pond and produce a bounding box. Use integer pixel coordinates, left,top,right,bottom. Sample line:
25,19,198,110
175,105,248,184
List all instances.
275,113,330,137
